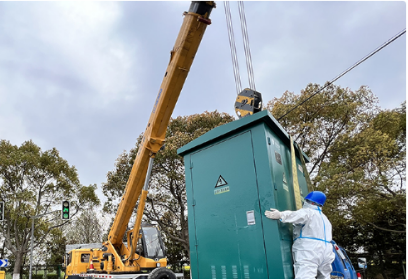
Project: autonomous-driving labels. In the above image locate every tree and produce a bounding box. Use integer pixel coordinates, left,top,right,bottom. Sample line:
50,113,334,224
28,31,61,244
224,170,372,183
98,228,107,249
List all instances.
44,228,66,265
102,111,234,262
268,83,380,177
0,140,99,278
64,184,102,245
64,208,103,245
268,84,406,278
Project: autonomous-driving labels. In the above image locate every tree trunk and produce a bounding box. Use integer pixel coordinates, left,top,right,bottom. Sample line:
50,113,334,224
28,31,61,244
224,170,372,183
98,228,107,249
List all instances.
13,251,24,279
0,241,5,259
185,243,190,261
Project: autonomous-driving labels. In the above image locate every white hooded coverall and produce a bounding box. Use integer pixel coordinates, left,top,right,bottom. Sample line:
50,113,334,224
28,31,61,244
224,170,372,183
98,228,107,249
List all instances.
280,201,335,279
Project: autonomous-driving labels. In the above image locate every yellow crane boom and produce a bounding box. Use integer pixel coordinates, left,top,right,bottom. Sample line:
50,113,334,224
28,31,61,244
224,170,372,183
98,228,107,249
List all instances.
62,2,264,278
108,0,215,249
64,2,215,278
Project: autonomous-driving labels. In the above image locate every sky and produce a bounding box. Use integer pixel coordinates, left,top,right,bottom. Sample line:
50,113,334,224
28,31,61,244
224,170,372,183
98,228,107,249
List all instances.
0,1,405,204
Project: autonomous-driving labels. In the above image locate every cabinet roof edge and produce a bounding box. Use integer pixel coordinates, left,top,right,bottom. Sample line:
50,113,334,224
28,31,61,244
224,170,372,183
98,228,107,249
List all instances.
177,110,309,162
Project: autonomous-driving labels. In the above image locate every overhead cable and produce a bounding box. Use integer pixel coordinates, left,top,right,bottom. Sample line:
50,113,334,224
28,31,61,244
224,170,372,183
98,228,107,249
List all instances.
277,28,406,121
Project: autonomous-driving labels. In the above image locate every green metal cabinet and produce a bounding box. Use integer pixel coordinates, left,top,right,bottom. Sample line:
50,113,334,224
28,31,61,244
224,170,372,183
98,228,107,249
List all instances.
177,110,310,279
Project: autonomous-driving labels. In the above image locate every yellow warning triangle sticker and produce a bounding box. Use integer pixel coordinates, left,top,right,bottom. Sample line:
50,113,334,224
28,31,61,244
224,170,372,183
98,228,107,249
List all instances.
215,175,228,188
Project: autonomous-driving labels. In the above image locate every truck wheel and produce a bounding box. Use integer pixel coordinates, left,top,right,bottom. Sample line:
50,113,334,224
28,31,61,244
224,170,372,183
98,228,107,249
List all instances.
148,267,176,279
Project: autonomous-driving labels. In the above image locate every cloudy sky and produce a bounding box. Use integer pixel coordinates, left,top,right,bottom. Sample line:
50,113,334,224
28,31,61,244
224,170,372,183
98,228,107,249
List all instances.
0,1,405,203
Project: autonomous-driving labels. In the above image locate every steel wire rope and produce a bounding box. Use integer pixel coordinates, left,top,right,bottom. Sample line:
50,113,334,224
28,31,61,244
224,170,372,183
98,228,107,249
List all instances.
224,1,242,95
238,1,256,91
277,28,406,121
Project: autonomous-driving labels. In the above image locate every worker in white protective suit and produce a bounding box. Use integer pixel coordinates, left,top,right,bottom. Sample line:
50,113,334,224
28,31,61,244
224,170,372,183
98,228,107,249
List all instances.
265,191,335,279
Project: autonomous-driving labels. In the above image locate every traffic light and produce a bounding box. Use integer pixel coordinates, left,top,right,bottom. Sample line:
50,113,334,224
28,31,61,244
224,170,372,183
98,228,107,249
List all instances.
0,201,4,221
61,201,70,220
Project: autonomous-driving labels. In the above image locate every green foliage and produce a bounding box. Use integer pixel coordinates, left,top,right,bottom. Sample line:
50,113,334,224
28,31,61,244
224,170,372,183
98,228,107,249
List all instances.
30,273,59,279
102,141,139,214
164,238,188,271
44,228,66,265
0,140,99,276
268,83,379,175
78,184,100,208
268,84,406,278
102,111,235,258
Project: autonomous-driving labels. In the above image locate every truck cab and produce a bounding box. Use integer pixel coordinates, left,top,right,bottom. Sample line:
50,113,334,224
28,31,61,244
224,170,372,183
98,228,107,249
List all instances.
136,225,166,260
64,248,93,278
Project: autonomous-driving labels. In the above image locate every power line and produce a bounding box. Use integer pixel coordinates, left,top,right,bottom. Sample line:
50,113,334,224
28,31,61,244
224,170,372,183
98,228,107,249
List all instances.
277,28,406,121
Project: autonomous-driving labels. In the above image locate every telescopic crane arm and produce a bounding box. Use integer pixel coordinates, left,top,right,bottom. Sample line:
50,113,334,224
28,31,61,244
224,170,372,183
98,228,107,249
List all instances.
64,3,266,277
107,1,215,248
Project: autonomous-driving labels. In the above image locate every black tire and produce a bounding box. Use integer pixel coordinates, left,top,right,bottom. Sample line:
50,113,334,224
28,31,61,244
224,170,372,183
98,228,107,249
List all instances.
148,267,177,279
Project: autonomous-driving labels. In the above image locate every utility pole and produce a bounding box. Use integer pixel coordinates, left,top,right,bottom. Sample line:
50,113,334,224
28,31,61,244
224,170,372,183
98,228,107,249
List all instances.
29,210,60,279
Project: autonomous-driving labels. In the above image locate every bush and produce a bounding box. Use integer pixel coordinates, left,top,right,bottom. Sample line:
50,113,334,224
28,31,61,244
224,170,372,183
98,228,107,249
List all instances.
45,274,58,279
31,275,43,279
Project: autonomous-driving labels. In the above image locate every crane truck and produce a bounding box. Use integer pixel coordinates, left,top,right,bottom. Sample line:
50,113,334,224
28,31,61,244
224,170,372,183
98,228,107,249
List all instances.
64,2,261,279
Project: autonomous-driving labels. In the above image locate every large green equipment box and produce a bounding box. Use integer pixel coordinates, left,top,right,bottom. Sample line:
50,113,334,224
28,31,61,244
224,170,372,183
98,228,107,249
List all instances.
177,110,310,279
